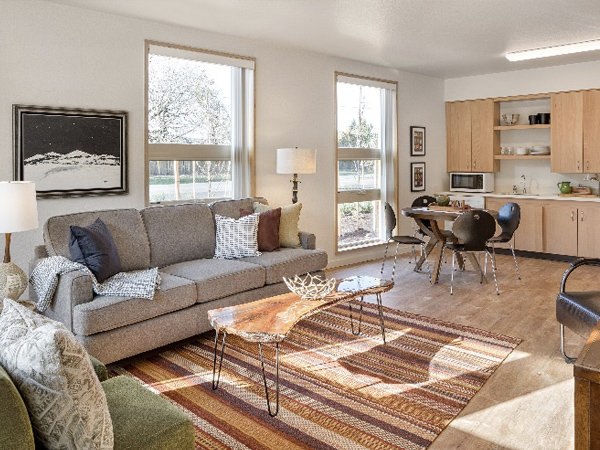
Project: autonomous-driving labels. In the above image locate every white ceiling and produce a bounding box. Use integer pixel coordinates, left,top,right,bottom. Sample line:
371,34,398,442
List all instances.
41,0,600,79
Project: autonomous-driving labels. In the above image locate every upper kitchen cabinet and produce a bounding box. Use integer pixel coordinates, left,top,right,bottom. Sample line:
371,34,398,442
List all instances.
583,89,600,173
551,91,583,173
446,99,499,173
551,89,600,173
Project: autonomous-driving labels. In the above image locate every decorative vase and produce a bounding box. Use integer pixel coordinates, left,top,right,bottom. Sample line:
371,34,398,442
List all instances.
557,181,572,194
0,262,28,300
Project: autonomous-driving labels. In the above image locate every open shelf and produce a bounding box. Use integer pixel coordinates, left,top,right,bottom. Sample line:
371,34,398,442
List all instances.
494,154,551,160
494,124,551,130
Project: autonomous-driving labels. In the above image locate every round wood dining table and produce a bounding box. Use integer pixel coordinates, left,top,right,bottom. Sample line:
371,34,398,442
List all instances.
401,207,498,285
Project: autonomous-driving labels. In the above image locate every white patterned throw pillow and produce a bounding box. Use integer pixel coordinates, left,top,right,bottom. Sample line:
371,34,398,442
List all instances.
0,299,113,450
214,213,261,259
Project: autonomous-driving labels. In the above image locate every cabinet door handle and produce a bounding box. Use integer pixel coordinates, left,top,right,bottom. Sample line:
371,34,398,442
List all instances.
571,211,575,221
581,211,585,221
578,161,581,171
473,160,477,170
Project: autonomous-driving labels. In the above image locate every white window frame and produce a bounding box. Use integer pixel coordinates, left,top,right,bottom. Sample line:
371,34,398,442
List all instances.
335,72,398,251
145,41,255,205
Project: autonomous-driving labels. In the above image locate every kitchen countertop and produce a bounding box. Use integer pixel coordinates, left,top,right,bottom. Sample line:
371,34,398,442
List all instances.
437,192,600,202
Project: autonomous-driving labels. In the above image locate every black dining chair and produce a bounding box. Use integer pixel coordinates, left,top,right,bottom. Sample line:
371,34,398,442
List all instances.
486,202,521,280
409,195,436,261
444,210,498,295
380,202,429,280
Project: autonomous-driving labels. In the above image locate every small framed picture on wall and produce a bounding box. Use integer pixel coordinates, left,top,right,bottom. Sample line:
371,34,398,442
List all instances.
411,162,426,192
410,126,426,156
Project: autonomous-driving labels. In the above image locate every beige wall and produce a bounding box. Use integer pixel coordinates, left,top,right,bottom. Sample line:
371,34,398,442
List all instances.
0,0,446,277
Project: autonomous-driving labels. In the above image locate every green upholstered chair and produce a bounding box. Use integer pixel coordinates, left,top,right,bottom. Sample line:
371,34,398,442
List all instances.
0,356,195,450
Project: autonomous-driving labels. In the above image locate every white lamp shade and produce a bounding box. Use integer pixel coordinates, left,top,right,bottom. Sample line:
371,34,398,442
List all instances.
0,182,39,233
276,148,317,174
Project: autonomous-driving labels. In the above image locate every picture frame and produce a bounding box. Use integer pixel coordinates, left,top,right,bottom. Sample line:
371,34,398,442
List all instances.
411,162,426,192
410,126,426,156
13,105,128,198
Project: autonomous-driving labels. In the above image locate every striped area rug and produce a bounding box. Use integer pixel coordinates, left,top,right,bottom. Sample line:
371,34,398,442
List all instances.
111,303,520,449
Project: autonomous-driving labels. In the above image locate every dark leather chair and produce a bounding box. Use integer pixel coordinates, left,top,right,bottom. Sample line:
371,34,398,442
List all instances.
380,202,428,280
444,210,498,295
487,202,521,280
556,258,600,363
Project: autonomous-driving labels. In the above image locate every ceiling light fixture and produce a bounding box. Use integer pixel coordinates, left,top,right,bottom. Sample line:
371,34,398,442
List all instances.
506,39,600,62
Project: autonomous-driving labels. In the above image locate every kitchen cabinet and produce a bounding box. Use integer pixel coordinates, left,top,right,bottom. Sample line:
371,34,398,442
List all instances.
577,205,600,258
485,198,543,252
583,90,600,173
551,91,584,173
551,89,600,174
543,204,578,255
513,200,544,252
446,99,499,173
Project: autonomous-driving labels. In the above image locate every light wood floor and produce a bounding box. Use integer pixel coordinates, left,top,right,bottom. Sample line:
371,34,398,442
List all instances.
327,252,590,450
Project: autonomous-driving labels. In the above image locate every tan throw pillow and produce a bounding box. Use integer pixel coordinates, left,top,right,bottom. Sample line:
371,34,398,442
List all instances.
0,299,113,450
254,202,302,248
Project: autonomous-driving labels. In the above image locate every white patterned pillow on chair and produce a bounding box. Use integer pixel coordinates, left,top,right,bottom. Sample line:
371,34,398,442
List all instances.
0,299,113,450
214,213,261,259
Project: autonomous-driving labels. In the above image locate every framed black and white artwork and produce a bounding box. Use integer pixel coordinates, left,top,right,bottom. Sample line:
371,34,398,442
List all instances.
410,126,426,156
13,105,128,198
411,162,426,192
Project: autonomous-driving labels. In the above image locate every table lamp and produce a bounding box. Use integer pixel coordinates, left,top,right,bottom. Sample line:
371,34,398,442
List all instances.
0,181,39,299
276,147,317,204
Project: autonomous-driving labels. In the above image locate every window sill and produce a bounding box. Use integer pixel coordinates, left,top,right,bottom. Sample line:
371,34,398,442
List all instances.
338,240,386,252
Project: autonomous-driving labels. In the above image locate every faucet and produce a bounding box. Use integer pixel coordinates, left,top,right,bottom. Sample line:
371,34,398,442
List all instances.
520,175,527,195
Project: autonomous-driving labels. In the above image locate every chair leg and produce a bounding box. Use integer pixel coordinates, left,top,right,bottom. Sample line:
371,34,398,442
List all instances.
486,250,500,295
380,241,390,277
508,241,521,280
420,243,431,280
391,243,400,280
560,324,578,364
450,251,456,295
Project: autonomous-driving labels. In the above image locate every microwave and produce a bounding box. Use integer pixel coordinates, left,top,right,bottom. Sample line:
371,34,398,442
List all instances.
449,172,494,193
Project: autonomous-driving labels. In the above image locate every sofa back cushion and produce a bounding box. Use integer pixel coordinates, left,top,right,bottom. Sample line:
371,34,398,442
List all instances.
141,203,215,267
44,209,151,272
209,197,268,219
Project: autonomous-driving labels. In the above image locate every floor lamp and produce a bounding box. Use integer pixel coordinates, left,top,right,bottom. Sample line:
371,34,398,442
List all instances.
276,148,317,204
0,181,39,300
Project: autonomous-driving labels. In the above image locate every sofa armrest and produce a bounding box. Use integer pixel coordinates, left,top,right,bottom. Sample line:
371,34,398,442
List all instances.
299,231,316,250
90,356,108,382
40,270,94,333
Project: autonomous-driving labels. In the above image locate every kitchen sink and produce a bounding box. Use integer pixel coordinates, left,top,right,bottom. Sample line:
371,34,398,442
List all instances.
499,192,540,196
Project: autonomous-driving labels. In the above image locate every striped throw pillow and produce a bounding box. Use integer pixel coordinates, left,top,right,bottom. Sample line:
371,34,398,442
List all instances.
214,214,261,259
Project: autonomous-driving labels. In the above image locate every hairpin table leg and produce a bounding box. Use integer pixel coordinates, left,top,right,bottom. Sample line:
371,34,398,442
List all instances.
212,330,227,390
258,342,280,417
375,293,387,345
348,296,364,335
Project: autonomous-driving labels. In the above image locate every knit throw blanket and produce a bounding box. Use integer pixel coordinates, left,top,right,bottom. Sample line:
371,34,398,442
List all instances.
30,256,161,312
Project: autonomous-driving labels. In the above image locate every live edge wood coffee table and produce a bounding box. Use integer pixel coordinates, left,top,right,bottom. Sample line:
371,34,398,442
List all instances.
207,276,393,416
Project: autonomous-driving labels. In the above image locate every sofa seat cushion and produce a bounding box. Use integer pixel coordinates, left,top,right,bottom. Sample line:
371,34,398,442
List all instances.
102,376,195,450
161,258,265,303
244,248,328,285
73,273,197,336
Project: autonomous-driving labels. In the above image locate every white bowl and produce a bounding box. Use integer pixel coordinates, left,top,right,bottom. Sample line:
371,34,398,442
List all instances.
515,147,529,155
502,113,519,126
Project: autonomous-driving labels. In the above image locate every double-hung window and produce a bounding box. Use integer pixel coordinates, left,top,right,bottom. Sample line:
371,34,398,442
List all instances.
335,73,397,250
145,42,254,204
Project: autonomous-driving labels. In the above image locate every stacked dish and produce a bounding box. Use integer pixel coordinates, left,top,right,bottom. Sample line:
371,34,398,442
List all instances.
530,145,550,155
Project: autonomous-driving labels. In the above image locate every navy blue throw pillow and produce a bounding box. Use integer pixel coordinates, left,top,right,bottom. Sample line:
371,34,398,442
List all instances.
69,218,122,283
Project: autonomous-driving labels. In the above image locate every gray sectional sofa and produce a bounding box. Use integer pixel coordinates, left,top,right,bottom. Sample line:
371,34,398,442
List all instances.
30,197,328,364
